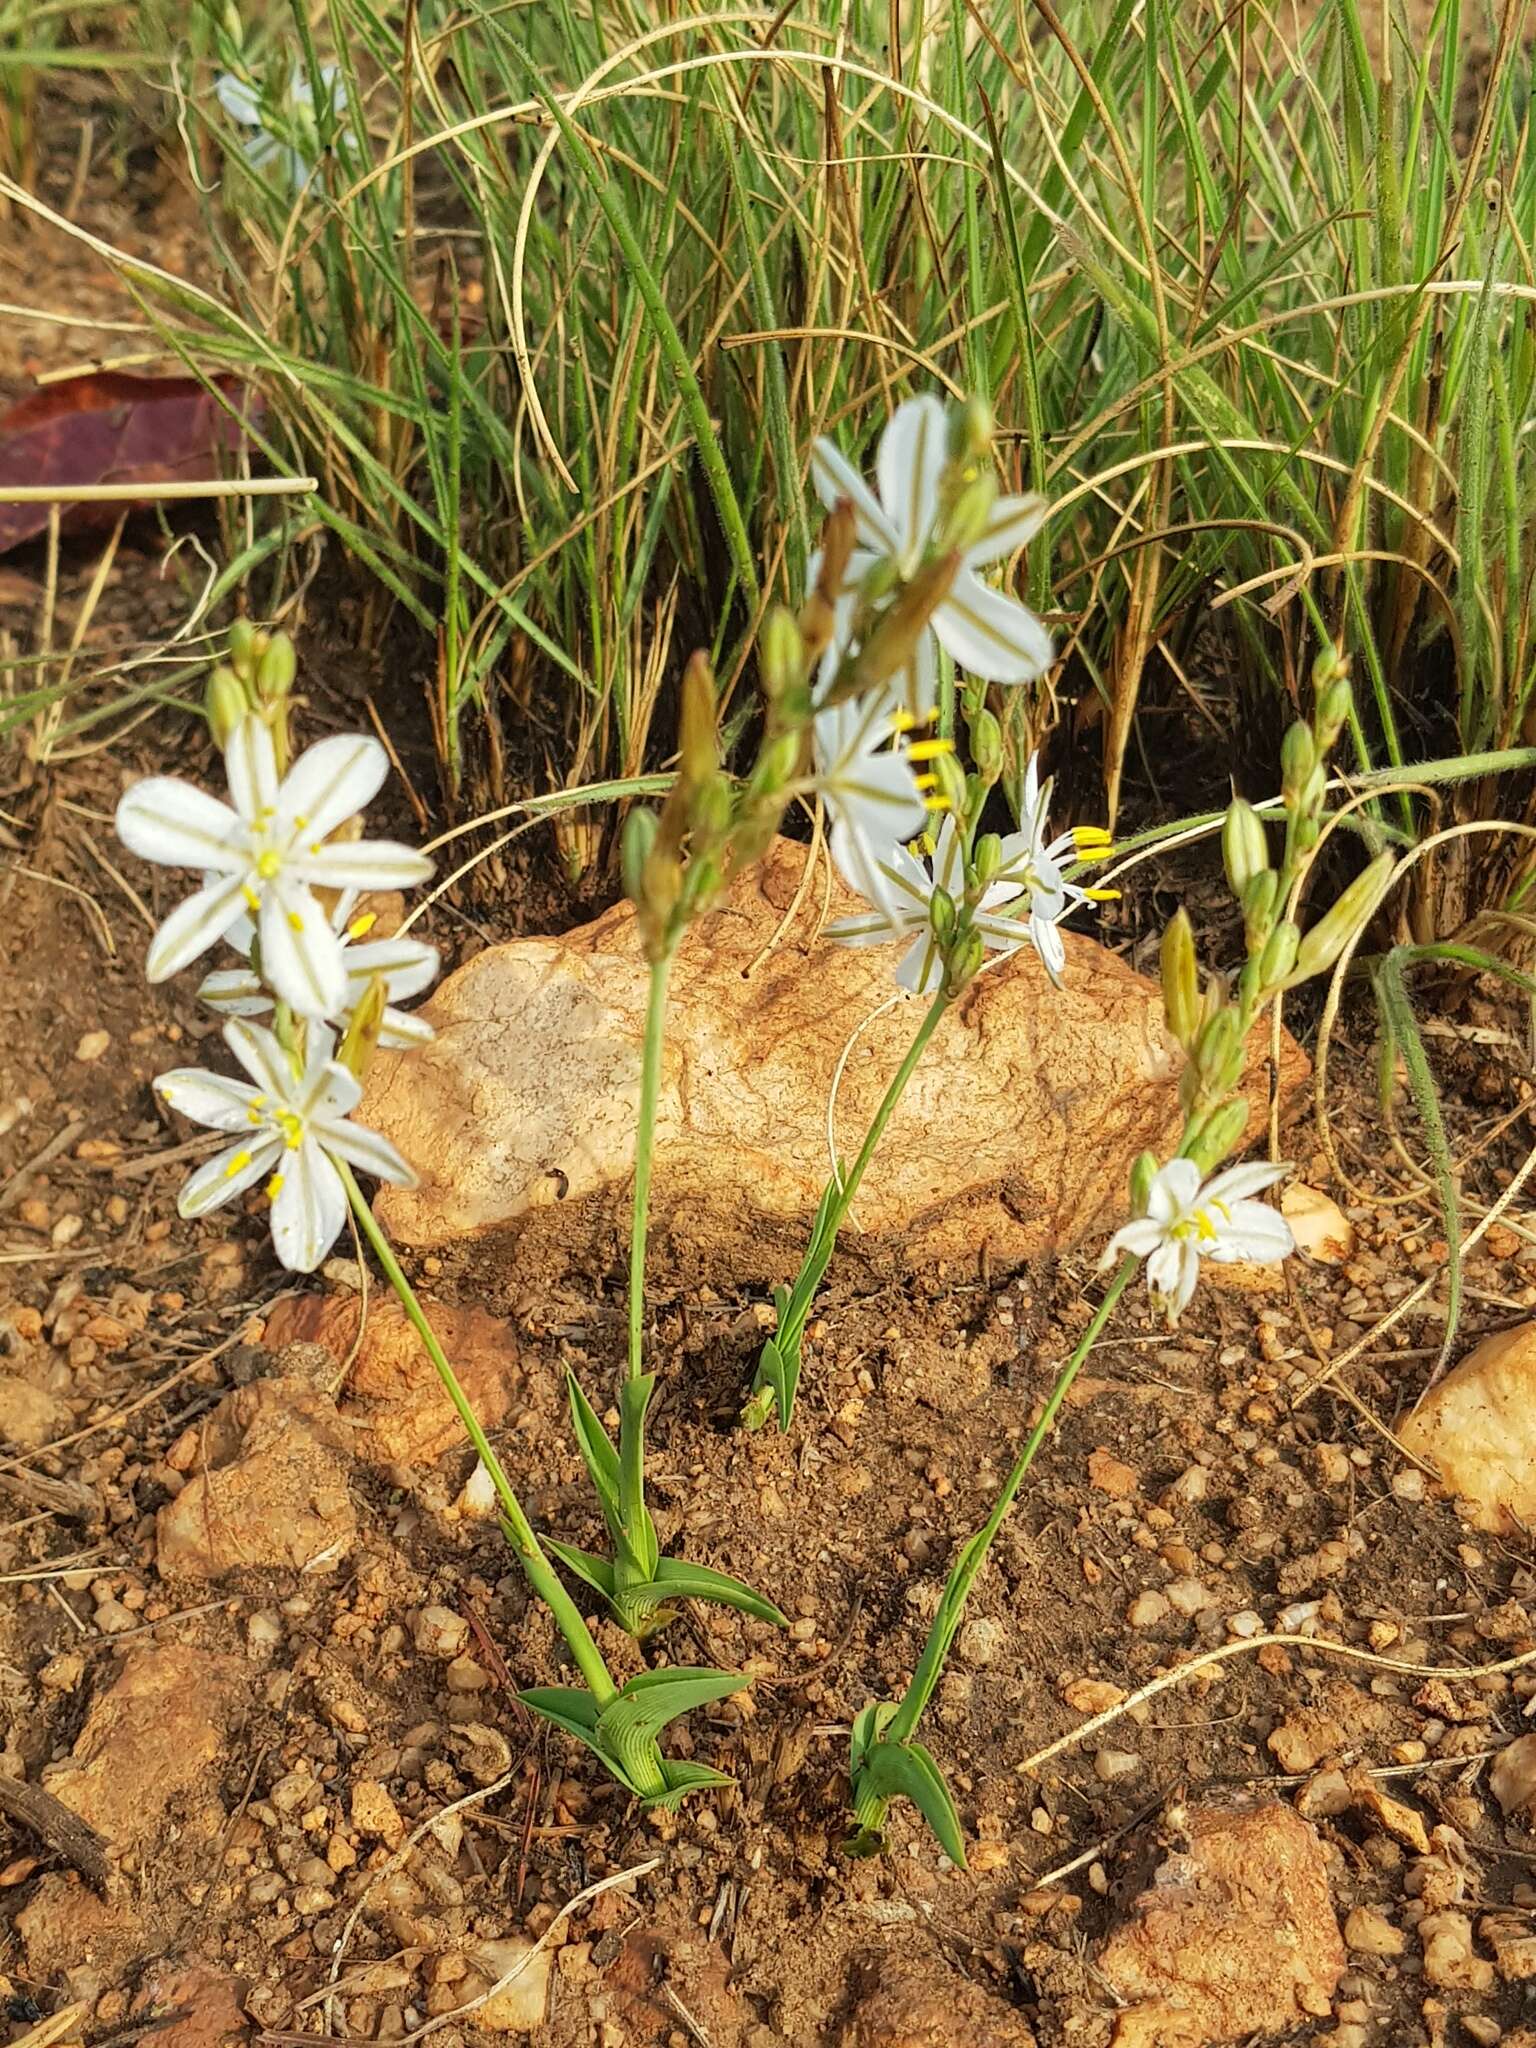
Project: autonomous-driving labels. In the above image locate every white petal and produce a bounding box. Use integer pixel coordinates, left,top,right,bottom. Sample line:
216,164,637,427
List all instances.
877,395,948,557
1203,1159,1290,1206
830,818,929,928
223,1018,303,1100
929,814,964,898
260,881,348,1018
313,1117,417,1187
972,909,1031,955
154,1065,264,1133
1031,910,1067,984
934,572,1054,684
885,625,940,725
198,966,269,1016
963,492,1049,569
117,779,245,873
144,873,251,983
224,715,279,822
1208,1203,1294,1265
809,439,901,555
277,733,390,844
270,1141,347,1272
1145,1237,1188,1303
311,1061,363,1122
291,839,433,892
895,930,943,995
215,72,262,125
178,1135,282,1218
1147,1158,1202,1223
344,936,440,1003
1105,1217,1167,1260
1169,1243,1201,1317
379,1006,435,1048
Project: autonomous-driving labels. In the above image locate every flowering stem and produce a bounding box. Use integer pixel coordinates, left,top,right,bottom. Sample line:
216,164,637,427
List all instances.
337,1161,619,1709
747,987,951,1430
628,949,674,1385
884,1255,1136,1745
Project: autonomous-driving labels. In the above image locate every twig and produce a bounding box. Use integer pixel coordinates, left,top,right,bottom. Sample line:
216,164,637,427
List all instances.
0,477,315,504
7,2003,87,2048
660,1981,716,2048
0,1118,87,1212
0,1772,110,1888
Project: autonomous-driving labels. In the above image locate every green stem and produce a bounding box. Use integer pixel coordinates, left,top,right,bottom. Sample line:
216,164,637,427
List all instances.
886,1256,1137,1744
338,1161,618,1708
628,950,674,1384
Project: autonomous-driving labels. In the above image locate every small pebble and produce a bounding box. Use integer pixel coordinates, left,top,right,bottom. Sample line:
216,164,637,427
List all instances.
1093,1747,1141,1782
74,1030,111,1062
1127,1590,1169,1629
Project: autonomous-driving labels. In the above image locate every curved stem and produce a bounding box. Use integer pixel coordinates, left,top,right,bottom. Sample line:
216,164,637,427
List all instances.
628,950,674,1383
338,1161,618,1708
886,1256,1137,1745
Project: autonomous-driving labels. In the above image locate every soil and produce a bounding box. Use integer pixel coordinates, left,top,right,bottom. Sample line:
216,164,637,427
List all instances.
4,65,1536,2048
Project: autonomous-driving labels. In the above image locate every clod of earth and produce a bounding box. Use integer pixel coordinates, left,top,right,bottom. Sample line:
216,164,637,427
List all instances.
839,1952,1036,2047
39,1646,245,1857
1491,1732,1536,1821
128,1963,251,2048
261,1292,521,1464
364,838,1306,1282
1396,1321,1536,1534
1096,1798,1344,2047
0,1371,71,1449
155,1375,356,1578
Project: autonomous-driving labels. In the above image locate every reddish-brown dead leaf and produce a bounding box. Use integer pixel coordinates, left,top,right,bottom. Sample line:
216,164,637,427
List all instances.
0,372,264,552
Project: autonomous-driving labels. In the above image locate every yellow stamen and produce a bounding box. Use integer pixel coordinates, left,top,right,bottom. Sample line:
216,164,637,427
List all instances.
292,813,308,829
276,1110,304,1149
347,911,378,940
241,884,261,911
888,709,919,733
287,911,305,933
255,850,281,882
913,772,939,792
1084,886,1121,902
266,1172,285,1201
224,1149,253,1178
904,738,955,762
923,795,952,814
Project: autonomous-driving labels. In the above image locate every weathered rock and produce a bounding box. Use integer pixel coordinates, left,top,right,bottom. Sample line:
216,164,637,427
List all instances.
1491,1732,1536,1820
131,1963,251,2048
1281,1183,1354,1263
840,1954,1036,2047
262,1293,520,1465
0,1371,69,1449
16,1872,140,1987
1266,1708,1344,1774
1397,1322,1536,1534
41,1646,244,1854
466,1937,552,2033
1097,1799,1344,2046
363,839,1304,1283
156,1376,355,1578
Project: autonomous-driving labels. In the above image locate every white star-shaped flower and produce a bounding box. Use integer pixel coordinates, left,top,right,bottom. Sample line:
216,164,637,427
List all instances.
826,815,1034,995
987,753,1107,986
1100,1158,1295,1319
198,889,439,1048
155,1018,415,1273
117,716,432,1020
216,64,349,192
809,394,1053,719
812,695,929,927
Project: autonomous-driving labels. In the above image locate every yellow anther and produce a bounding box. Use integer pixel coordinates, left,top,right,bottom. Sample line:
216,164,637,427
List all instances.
225,1149,253,1178
241,884,261,911
247,1106,265,1125
276,1110,304,1149
293,813,308,829
265,1172,285,1201
256,849,282,881
923,794,951,814
1084,886,1121,902
308,842,323,857
888,709,919,733
913,772,939,792
347,912,378,940
287,911,304,933
904,738,954,762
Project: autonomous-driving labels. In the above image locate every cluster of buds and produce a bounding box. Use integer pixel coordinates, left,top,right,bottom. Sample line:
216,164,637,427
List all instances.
206,618,298,768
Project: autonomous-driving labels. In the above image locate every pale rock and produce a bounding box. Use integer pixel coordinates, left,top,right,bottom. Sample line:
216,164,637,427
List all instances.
1419,1908,1495,1992
1098,1799,1344,2046
957,1618,1006,1668
156,1377,355,1579
1397,1323,1536,1534
1127,1590,1169,1629
468,1937,552,2033
41,1646,244,1852
414,1605,470,1660
1267,1708,1344,1774
351,1779,406,1849
0,1373,69,1449
363,839,1304,1282
262,1293,521,1466
1491,1733,1536,1820
1062,1677,1127,1715
1344,1905,1405,1955
1282,1183,1355,1263
840,1953,1036,2046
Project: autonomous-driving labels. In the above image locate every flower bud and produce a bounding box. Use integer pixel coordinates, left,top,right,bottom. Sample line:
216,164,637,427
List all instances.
858,554,902,610
760,607,805,703
1259,917,1301,988
692,772,734,844
752,730,803,799
972,831,1003,887
931,749,968,818
1241,868,1279,951
1280,721,1316,805
679,652,718,787
228,616,261,679
928,885,957,946
1221,799,1269,897
948,393,994,463
851,551,959,694
256,630,296,702
938,472,998,555
620,806,659,909
1291,851,1396,983
1314,670,1353,754
944,925,985,997
1160,909,1200,1047
970,708,1003,787
1184,1098,1250,1175
1128,1149,1159,1216
1195,1007,1243,1092
205,665,250,748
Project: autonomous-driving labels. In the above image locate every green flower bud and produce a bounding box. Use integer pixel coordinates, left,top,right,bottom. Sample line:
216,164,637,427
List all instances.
1195,1006,1243,1092
1292,811,1321,854
760,607,805,702
945,925,985,997
852,553,958,693
970,708,1003,787
227,616,261,679
1314,672,1353,754
1259,917,1301,988
932,749,969,819
938,473,998,555
858,554,902,609
928,885,957,946
620,806,659,909
1222,799,1270,897
1241,868,1279,951
1280,722,1316,805
692,772,734,843
751,730,802,799
1184,1097,1249,1175
679,652,719,787
1160,909,1200,1047
948,393,994,464
205,664,250,748
972,831,1003,887
255,630,296,702
1291,851,1396,983
1128,1149,1160,1216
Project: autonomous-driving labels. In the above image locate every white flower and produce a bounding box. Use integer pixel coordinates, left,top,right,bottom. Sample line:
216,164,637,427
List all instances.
199,890,439,1048
826,814,1033,995
1101,1158,1295,1320
809,394,1053,719
812,696,929,926
216,64,348,192
987,753,1108,986
155,1018,415,1273
116,716,432,1020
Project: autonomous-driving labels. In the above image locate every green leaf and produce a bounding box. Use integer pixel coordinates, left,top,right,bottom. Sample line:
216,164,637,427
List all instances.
646,1758,736,1811
648,1556,788,1628
616,1374,660,1583
545,1539,618,1601
518,1686,605,1756
860,1738,969,1870
566,1370,622,1543
849,1700,898,1777
595,1668,746,1792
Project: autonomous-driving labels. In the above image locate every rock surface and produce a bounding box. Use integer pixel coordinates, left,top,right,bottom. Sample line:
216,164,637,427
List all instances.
16,1872,141,1987
364,839,1304,1281
130,1963,250,2048
262,1292,521,1464
41,1646,245,1853
0,1371,70,1448
156,1375,355,1577
1097,1799,1344,2046
840,1954,1036,2047
1397,1322,1536,1534
1491,1732,1536,1820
